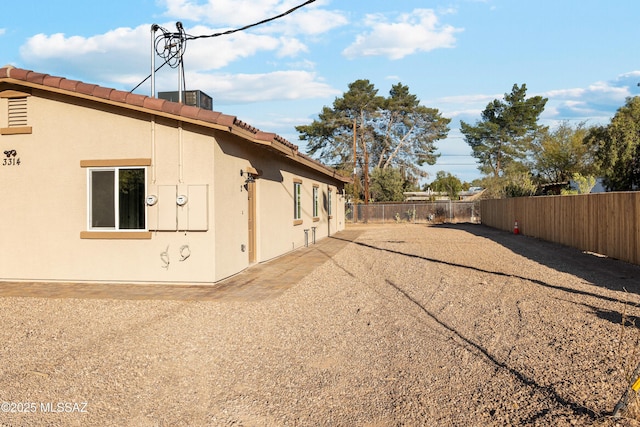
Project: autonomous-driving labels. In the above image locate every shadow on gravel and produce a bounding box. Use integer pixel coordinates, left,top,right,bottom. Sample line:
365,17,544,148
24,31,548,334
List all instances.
329,231,601,421
332,224,640,419
332,225,640,308
385,278,598,422
436,223,640,298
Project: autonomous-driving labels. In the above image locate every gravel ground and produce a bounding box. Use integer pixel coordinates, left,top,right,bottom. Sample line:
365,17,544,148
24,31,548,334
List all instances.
2,223,640,426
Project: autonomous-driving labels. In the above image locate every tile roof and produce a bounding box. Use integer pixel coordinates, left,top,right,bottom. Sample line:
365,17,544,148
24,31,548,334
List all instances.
0,65,349,182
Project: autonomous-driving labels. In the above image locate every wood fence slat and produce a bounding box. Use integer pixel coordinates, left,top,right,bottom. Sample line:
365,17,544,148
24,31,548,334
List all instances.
481,192,640,265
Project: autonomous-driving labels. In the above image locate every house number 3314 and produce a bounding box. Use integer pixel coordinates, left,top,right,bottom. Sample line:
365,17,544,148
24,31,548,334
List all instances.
3,150,20,166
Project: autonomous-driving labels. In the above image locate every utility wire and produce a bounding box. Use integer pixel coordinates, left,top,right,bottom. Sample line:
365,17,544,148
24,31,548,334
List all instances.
186,0,316,40
129,0,316,93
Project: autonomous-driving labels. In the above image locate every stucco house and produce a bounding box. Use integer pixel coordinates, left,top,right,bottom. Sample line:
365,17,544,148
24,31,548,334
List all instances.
0,65,349,284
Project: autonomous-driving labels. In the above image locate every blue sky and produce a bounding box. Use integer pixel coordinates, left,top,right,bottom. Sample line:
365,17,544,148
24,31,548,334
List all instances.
2,0,640,183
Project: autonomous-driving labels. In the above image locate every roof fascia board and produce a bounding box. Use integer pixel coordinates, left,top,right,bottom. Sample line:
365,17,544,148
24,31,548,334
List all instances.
1,75,351,184
0,77,231,132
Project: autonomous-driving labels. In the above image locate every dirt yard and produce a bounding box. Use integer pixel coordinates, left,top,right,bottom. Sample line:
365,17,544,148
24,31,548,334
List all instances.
2,223,640,426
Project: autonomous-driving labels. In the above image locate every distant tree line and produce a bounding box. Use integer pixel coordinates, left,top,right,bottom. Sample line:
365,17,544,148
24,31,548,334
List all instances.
297,80,640,202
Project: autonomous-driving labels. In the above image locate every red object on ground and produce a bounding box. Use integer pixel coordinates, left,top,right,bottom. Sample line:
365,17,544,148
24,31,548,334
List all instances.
514,220,520,235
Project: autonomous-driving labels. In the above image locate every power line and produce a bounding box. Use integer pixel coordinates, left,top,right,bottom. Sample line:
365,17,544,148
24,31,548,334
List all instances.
130,0,317,93
186,0,316,40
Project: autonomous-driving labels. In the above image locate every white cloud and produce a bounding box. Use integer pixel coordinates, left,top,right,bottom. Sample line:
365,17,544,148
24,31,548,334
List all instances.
162,0,286,26
264,8,349,37
160,0,347,36
19,25,150,81
176,70,341,104
0,29,6,36
276,37,308,57
17,21,311,83
181,27,281,69
343,9,463,60
540,73,635,122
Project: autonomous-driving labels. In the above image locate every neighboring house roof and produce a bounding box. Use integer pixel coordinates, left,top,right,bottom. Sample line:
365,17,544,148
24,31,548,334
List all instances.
0,65,350,184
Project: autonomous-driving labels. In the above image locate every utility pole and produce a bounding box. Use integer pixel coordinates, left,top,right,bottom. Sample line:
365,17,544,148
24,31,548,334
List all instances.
352,118,358,223
353,118,357,182
361,110,370,206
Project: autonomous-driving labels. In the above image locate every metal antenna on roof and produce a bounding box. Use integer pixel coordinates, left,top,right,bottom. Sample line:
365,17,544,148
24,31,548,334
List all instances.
176,22,185,103
151,24,159,97
148,22,188,100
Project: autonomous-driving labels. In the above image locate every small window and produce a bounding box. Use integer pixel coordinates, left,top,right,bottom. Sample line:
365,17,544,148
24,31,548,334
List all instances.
328,189,333,217
89,167,146,230
313,186,319,218
294,182,302,221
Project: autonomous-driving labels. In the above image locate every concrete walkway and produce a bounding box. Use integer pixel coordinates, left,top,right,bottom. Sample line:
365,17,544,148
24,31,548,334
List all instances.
0,228,363,301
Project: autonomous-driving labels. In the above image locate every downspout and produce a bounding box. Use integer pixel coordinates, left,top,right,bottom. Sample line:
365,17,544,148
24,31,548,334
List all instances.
151,118,157,184
179,121,184,183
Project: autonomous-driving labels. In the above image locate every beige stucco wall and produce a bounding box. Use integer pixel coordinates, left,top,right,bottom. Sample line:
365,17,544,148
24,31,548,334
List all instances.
1,92,218,283
0,86,346,284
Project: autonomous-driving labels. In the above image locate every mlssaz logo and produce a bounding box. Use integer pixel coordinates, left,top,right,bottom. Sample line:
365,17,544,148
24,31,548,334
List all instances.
3,150,17,158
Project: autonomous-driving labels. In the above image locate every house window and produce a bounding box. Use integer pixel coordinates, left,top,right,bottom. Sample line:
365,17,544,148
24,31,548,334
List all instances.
294,181,302,222
313,186,319,219
89,167,146,230
328,189,333,217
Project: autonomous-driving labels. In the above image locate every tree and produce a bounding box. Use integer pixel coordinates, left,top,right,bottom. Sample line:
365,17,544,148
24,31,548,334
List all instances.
585,96,640,191
570,173,597,194
460,84,547,178
369,167,405,202
297,80,450,203
375,83,450,177
430,171,462,200
531,121,596,184
297,79,382,203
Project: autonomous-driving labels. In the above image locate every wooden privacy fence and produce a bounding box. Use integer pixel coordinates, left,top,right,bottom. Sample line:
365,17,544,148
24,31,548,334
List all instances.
481,192,640,265
346,201,481,224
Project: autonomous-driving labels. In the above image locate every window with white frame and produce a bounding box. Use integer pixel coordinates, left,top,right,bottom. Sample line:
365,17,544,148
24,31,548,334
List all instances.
313,186,319,218
294,181,302,221
89,167,146,230
328,189,333,217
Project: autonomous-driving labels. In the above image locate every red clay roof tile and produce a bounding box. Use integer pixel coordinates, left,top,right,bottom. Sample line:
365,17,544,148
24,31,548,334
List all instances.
0,66,11,78
162,100,183,115
196,109,221,122
180,104,201,120
0,66,352,182
256,131,276,141
8,68,29,80
125,92,146,107
217,114,236,128
26,72,48,84
143,96,165,111
42,75,64,87
109,89,129,103
59,79,80,91
76,82,97,95
0,66,315,164
93,86,114,100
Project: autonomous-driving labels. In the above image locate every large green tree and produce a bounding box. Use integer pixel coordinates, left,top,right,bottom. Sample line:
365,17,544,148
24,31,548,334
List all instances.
531,121,596,184
585,96,640,191
374,83,450,175
297,80,450,203
460,84,547,178
429,171,463,200
369,167,406,202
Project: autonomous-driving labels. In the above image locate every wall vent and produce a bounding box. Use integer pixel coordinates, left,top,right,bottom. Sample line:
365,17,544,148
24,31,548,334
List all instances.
8,97,28,127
